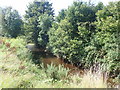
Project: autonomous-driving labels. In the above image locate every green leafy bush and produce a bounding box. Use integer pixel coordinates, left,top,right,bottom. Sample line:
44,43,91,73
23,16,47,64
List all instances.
42,63,69,81
48,19,85,63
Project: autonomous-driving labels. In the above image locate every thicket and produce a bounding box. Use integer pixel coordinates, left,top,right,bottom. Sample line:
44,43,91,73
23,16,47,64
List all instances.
48,1,120,78
0,7,23,37
0,0,119,78
0,38,71,88
24,0,54,48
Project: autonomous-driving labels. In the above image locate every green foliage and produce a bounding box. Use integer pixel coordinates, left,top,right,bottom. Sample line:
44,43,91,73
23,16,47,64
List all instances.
0,36,119,88
48,1,119,78
0,40,70,88
95,2,104,11
1,7,23,38
48,1,97,63
0,7,3,34
56,9,66,22
24,0,54,47
88,1,120,76
0,37,32,60
43,64,69,81
67,1,96,22
48,19,83,62
38,14,53,47
0,1,120,88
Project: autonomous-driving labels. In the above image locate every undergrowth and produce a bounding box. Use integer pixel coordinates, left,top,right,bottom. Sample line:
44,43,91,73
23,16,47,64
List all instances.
0,37,119,88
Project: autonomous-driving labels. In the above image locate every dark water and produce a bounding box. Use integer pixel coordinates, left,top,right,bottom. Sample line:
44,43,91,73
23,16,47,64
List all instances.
29,47,119,86
27,46,120,88
41,56,85,75
31,51,84,75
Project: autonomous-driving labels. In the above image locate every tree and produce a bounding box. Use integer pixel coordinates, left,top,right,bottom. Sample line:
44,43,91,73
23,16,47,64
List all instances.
48,19,85,62
95,2,104,11
48,1,98,63
56,9,66,22
0,7,3,35
95,2,118,47
38,14,53,47
65,1,97,39
91,1,120,77
24,0,54,48
2,7,23,38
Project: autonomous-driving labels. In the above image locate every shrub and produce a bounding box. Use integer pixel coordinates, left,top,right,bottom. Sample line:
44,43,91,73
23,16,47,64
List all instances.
42,63,70,81
4,37,32,60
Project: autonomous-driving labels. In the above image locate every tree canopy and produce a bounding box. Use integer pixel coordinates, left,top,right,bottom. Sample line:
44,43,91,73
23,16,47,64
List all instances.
48,1,119,76
24,0,54,48
1,7,22,37
0,0,119,78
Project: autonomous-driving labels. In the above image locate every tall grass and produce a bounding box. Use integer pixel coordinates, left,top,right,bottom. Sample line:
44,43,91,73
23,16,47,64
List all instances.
66,68,108,88
80,70,107,88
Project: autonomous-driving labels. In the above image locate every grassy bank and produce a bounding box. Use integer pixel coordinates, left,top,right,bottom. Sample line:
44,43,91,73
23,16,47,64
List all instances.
0,37,119,88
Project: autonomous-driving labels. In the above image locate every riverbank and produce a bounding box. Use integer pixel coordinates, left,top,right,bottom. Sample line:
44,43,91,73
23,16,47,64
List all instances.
0,37,119,88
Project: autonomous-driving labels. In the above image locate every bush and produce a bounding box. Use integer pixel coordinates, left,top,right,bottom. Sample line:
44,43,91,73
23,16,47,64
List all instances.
48,20,85,63
42,63,70,81
4,37,32,60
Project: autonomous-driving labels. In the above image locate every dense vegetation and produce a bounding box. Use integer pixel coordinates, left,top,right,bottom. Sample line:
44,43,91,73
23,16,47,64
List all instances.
48,1,119,78
0,7,23,37
24,1,54,48
0,37,116,88
0,0,119,88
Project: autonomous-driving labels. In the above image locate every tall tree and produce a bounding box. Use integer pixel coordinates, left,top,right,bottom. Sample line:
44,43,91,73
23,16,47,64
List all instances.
66,1,97,39
2,7,22,38
95,2,104,11
91,1,120,76
38,14,53,47
24,0,54,48
48,1,98,63
0,7,3,35
56,9,66,22
95,2,118,47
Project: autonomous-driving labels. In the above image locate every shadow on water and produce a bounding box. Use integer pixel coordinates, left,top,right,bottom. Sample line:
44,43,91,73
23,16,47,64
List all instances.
30,49,85,76
26,44,85,75
26,44,120,87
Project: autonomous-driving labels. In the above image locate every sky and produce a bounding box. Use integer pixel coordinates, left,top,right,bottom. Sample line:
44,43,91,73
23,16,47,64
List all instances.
0,0,119,16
